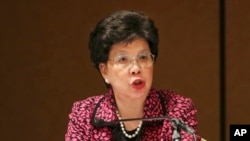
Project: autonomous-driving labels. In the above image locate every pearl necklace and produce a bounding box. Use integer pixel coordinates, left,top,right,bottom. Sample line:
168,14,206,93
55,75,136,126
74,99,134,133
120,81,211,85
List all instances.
116,111,143,139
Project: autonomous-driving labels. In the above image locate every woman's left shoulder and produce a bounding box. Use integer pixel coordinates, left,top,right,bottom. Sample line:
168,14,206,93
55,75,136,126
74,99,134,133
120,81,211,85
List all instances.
151,88,195,107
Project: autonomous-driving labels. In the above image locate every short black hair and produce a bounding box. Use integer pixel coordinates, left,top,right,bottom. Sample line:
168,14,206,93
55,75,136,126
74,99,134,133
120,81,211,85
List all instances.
89,10,159,70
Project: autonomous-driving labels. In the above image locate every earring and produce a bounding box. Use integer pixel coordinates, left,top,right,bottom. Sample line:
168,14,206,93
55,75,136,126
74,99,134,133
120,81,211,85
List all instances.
105,79,109,84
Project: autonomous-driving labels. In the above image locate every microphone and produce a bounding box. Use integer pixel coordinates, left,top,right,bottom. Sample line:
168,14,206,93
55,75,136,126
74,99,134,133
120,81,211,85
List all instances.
116,116,194,133
116,116,197,141
93,118,118,127
171,118,195,134
170,118,196,141
94,116,197,141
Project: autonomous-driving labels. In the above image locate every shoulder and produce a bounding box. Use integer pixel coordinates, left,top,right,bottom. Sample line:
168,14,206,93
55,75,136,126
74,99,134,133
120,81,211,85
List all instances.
151,88,193,103
151,88,196,116
151,89,200,139
68,95,105,125
70,95,104,116
157,89,193,104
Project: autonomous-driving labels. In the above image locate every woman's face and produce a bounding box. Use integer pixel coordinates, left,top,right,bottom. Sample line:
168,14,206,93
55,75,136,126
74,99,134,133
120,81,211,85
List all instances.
99,38,154,100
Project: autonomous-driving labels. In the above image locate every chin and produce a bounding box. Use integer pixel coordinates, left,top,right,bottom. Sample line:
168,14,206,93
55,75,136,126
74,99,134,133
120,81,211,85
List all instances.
131,87,150,98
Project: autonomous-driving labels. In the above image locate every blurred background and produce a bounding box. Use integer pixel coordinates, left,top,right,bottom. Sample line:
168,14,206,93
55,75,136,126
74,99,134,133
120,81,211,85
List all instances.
1,1,249,141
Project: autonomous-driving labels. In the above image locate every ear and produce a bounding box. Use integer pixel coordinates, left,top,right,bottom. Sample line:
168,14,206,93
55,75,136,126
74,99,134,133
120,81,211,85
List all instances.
99,63,108,79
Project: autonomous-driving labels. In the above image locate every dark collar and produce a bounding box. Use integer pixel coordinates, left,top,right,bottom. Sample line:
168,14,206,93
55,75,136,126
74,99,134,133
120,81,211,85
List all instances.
91,88,166,127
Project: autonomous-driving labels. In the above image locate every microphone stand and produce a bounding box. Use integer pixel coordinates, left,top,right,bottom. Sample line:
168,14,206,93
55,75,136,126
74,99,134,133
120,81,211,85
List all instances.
116,116,196,141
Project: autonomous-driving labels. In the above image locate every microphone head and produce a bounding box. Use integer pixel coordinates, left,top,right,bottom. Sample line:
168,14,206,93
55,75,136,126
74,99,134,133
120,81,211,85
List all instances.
171,118,195,134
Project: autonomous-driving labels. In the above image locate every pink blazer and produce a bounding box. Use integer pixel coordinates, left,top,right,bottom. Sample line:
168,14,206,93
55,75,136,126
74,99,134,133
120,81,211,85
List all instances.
65,88,201,141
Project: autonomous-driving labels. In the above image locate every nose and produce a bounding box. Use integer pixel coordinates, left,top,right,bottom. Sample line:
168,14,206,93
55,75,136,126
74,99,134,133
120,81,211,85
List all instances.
130,60,141,75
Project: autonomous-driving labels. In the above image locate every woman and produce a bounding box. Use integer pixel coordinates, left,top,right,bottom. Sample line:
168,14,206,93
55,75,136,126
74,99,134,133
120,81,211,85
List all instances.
65,10,201,141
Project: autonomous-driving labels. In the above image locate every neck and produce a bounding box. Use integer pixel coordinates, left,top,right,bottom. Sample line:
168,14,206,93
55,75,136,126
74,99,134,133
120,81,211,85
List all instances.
115,99,144,131
115,96,145,119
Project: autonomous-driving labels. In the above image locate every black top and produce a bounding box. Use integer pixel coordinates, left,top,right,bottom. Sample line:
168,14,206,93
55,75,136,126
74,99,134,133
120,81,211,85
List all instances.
125,128,138,141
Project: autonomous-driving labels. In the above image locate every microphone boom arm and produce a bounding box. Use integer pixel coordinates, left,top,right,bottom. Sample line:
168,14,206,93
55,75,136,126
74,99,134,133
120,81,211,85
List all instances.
116,116,197,141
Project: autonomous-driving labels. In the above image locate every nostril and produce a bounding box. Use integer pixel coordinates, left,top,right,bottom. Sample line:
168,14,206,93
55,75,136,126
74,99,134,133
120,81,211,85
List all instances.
130,61,141,75
132,70,141,75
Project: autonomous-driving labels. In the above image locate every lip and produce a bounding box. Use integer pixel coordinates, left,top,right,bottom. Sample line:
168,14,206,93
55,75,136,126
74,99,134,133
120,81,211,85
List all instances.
131,79,145,90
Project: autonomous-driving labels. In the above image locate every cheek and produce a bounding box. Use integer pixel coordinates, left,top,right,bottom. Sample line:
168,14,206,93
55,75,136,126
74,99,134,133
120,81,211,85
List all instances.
108,68,127,83
146,67,154,78
108,66,154,84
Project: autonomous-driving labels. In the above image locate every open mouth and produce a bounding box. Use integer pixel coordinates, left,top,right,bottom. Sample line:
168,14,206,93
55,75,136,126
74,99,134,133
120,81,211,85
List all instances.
132,79,145,89
133,79,143,85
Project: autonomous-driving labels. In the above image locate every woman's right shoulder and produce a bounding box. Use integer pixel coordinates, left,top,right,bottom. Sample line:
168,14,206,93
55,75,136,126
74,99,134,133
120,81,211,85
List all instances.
70,95,104,114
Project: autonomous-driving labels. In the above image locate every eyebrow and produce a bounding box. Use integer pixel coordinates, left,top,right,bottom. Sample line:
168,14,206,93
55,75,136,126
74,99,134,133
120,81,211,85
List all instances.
114,49,150,56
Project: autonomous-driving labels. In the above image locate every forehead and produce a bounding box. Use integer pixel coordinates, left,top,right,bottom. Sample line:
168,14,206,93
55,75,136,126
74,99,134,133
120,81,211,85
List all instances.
109,38,150,56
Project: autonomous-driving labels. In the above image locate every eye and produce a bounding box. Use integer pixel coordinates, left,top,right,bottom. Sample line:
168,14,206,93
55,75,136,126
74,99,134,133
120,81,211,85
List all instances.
138,54,150,61
115,56,129,64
